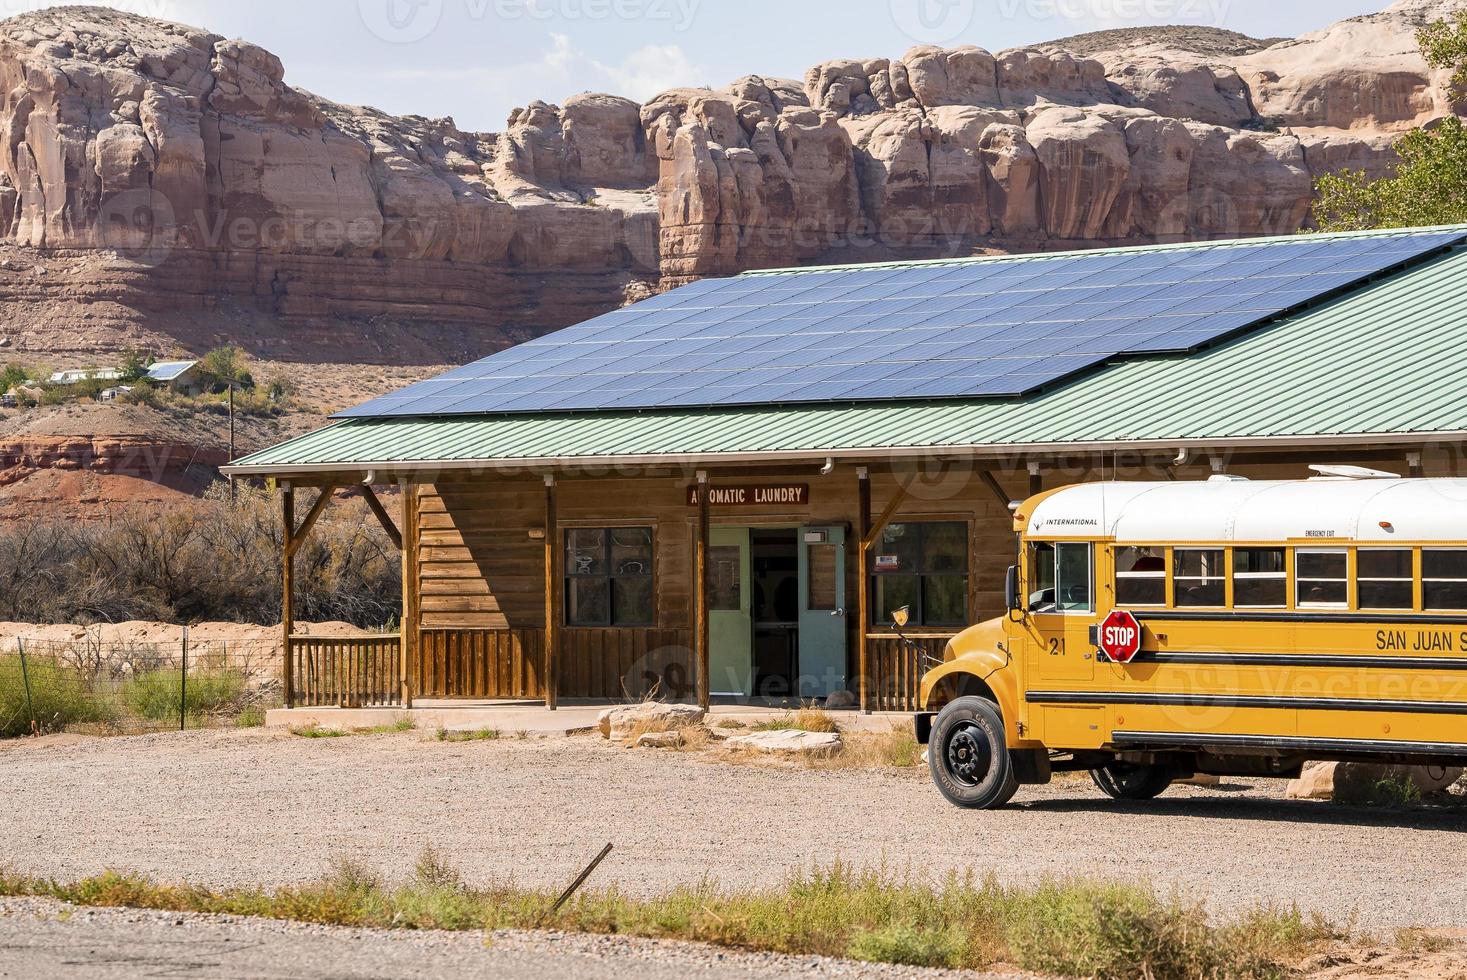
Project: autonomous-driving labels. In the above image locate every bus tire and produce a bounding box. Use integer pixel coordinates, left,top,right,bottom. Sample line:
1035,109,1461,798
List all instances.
927,697,1019,809
1089,762,1174,801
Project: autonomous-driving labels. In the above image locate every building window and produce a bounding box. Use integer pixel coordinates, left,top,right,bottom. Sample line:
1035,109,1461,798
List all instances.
1173,548,1225,607
1357,549,1414,610
871,521,968,627
1296,549,1347,608
1423,550,1467,610
565,527,654,626
1029,541,1092,613
1115,546,1165,606
1233,548,1286,607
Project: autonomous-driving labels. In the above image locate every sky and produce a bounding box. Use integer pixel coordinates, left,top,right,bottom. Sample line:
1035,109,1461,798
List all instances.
41,0,1387,132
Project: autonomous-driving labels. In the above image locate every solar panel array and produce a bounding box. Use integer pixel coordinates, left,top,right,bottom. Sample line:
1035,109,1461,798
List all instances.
341,230,1466,418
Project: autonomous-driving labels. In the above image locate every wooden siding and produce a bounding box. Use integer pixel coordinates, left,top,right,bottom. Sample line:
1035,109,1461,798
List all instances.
411,627,693,700
290,635,402,707
559,628,694,700
416,628,544,698
410,466,1026,704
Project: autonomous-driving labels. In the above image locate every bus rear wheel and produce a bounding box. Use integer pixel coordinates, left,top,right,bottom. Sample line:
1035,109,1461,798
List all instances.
1089,762,1175,801
928,696,1019,809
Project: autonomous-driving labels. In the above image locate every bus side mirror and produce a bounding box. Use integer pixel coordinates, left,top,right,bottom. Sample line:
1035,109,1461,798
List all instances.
891,606,910,629
1005,565,1021,612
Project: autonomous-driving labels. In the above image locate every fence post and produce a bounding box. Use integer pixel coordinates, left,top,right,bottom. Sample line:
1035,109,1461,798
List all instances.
180,625,188,732
17,637,35,735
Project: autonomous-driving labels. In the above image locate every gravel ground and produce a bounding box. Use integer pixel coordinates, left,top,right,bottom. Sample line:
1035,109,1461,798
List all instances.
0,897,998,980
2,729,1465,933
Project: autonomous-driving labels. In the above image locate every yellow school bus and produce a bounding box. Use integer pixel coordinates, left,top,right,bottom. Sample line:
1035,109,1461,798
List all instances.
914,471,1467,808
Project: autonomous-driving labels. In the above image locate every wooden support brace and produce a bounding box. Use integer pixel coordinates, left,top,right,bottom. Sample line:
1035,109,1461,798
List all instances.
861,483,911,551
285,484,338,558
361,485,403,550
977,470,1013,511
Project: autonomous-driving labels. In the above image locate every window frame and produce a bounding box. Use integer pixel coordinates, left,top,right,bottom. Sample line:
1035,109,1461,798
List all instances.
1113,545,1167,608
1355,547,1416,611
563,525,655,627
1422,547,1467,612
1172,547,1227,609
1232,546,1287,609
1028,540,1094,615
1294,547,1349,610
870,520,970,628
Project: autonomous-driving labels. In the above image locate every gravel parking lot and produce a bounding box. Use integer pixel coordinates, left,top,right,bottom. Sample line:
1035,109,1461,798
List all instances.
2,728,1464,933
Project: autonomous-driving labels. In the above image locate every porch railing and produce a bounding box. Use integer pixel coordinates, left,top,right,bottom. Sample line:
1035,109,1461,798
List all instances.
289,634,402,707
867,633,954,712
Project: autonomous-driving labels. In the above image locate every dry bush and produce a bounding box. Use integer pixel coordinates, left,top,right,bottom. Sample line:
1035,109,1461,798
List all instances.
0,482,399,627
751,706,840,733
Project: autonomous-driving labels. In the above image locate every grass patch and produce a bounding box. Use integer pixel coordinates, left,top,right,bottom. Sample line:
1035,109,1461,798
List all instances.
809,726,922,771
750,707,839,734
119,669,245,722
434,727,501,742
234,705,267,728
290,716,415,739
0,857,1342,977
0,656,112,737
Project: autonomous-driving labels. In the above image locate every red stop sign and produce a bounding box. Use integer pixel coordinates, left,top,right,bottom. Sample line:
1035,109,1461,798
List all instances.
1097,609,1142,663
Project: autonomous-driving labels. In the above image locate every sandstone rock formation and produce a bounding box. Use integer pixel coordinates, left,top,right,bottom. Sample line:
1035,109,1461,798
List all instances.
0,1,1455,363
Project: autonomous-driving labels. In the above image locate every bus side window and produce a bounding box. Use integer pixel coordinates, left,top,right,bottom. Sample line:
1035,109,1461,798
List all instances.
1296,549,1348,608
1174,548,1225,607
1028,542,1057,612
1116,546,1165,605
1055,542,1093,612
1029,542,1093,613
1234,548,1286,607
1423,549,1467,610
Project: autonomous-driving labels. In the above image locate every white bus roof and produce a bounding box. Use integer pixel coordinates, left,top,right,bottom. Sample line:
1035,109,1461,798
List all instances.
1023,477,1467,542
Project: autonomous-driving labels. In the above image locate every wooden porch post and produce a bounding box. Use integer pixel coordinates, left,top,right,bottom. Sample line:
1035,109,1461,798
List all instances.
857,467,870,714
399,480,417,709
544,475,559,710
1029,461,1043,498
695,470,710,711
281,484,295,708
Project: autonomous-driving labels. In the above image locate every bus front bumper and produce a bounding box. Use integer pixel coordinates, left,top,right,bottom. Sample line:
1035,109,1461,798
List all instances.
914,713,935,745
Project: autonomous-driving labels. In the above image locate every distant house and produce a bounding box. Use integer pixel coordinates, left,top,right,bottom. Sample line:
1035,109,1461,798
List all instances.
146,360,208,396
99,385,134,402
49,367,123,385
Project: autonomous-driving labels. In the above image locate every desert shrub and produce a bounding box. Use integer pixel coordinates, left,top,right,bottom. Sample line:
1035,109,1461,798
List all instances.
752,707,839,733
0,655,110,736
0,858,1339,976
120,668,245,720
0,482,399,626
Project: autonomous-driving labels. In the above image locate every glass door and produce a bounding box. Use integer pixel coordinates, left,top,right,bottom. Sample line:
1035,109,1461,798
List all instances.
709,527,753,697
798,526,847,698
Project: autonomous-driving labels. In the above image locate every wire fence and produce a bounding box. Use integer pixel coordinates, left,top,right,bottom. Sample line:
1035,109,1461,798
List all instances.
2,629,283,737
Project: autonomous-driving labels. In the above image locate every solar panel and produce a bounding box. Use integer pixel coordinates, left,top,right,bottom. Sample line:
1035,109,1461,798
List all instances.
338,229,1467,418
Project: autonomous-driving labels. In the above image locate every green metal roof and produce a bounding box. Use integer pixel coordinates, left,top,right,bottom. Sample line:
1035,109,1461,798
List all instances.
227,241,1467,476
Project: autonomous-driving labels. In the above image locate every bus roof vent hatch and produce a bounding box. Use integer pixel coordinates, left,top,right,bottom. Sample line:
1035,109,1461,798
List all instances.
1308,464,1401,480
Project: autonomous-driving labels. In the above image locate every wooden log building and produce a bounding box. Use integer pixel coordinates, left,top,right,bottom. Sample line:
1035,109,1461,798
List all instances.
223,227,1467,713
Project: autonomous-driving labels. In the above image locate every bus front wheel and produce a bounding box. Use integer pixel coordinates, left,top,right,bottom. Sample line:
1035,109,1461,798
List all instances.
928,696,1019,809
1089,762,1175,801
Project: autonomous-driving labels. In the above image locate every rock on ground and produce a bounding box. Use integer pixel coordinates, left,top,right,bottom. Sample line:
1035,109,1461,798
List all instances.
723,729,842,757
598,702,705,741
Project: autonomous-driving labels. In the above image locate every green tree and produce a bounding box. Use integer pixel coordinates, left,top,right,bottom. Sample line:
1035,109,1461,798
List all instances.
118,350,151,382
1312,10,1467,231
199,345,254,391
